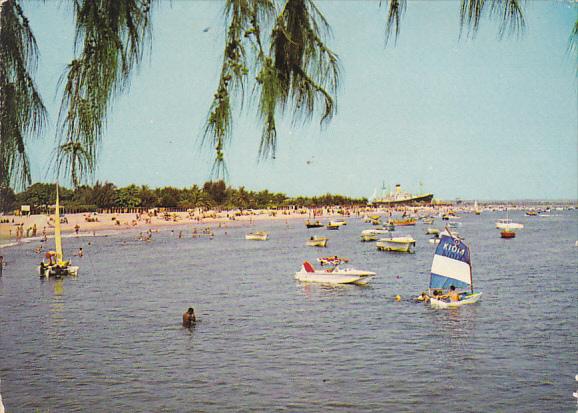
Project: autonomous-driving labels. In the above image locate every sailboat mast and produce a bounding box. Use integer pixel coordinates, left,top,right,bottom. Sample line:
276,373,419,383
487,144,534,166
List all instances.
468,242,474,294
54,183,63,265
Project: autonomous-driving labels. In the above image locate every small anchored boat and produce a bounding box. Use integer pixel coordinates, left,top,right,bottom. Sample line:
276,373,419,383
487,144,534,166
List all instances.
245,231,269,241
376,236,416,253
305,220,324,228
306,236,328,247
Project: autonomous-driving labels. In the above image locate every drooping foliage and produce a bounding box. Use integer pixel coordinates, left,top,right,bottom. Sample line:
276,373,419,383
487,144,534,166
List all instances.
0,0,47,190
380,0,526,44
56,0,154,186
205,0,340,176
0,0,572,189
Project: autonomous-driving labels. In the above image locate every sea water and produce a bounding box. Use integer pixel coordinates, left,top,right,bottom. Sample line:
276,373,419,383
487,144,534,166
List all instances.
0,211,576,412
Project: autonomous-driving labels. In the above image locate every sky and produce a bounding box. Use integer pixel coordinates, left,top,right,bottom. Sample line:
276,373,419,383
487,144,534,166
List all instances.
22,1,577,200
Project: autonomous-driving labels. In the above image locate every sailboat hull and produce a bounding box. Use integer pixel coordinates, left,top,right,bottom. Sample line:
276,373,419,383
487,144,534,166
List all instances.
430,292,482,309
38,265,79,278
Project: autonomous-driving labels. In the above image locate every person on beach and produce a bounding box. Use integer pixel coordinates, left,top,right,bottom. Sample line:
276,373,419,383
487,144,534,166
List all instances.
0,256,3,276
182,307,196,327
74,224,80,235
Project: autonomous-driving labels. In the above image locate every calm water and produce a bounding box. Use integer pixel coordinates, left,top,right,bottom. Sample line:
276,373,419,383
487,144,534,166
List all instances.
0,211,576,412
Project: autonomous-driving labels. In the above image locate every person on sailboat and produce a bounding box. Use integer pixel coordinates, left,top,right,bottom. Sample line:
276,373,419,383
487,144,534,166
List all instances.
440,285,461,302
45,251,56,265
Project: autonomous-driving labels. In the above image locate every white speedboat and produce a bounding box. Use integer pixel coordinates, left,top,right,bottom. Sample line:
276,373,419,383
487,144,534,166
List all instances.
376,236,416,253
245,231,269,241
294,261,375,285
495,219,523,230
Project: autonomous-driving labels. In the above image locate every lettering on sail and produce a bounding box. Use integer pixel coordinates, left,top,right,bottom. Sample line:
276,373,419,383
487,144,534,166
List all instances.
442,240,466,259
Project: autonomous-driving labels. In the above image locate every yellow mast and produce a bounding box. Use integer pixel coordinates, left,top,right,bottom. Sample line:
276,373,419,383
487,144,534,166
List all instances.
54,184,64,265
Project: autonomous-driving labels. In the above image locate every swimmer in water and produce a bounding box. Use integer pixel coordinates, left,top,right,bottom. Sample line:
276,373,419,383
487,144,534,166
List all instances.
182,307,196,328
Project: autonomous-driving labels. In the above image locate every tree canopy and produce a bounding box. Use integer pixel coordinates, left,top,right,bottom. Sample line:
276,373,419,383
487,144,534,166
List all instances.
1,0,574,190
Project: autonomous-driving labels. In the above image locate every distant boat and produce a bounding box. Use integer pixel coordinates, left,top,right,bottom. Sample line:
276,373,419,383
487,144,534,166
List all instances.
326,223,340,230
305,220,323,228
501,230,516,239
428,234,482,309
389,217,417,226
306,236,328,247
376,236,416,253
360,228,391,242
328,219,347,226
245,231,269,241
422,217,434,225
38,184,79,278
474,201,481,215
426,227,440,235
370,184,433,206
495,219,523,230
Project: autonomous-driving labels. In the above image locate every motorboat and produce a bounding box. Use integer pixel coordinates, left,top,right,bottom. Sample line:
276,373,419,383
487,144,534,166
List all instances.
376,236,416,253
500,230,516,239
326,223,340,230
360,233,378,242
306,236,328,247
245,231,269,241
38,184,79,278
428,234,482,309
294,260,375,285
495,219,523,230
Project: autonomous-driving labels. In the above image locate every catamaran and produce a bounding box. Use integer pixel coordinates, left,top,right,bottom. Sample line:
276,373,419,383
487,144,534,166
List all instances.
38,184,79,278
428,234,482,309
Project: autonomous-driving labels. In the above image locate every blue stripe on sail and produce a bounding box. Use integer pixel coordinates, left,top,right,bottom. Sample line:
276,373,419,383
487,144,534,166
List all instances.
429,273,470,290
435,236,470,264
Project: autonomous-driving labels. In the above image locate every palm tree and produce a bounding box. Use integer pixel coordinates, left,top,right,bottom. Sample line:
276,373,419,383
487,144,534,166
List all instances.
3,0,571,189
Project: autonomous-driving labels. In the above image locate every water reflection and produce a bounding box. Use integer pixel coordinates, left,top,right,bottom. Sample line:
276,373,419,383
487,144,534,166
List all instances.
49,279,66,344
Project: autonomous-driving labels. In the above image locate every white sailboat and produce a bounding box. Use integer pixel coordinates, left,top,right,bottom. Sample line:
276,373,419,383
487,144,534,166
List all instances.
428,234,482,309
38,184,79,277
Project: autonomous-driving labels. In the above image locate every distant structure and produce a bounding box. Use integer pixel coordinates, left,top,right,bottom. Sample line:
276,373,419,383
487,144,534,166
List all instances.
369,183,434,206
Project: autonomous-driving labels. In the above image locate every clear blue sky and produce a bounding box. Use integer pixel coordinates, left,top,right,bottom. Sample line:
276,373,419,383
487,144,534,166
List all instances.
24,1,577,200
